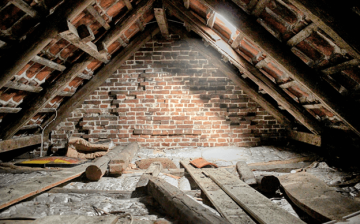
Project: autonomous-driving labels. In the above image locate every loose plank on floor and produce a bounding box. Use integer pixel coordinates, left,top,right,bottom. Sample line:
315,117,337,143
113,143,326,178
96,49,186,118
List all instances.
181,161,255,224
0,163,90,210
279,172,360,222
33,215,118,224
206,169,305,224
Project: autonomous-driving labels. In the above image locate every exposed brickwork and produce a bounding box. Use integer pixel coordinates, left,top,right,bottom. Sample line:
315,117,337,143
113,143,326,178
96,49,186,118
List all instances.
51,35,286,150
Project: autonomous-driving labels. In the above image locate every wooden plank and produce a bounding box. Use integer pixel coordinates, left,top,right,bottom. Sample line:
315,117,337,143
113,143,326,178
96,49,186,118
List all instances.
279,80,296,89
39,108,57,113
287,23,318,47
0,135,41,153
123,0,132,10
302,103,322,109
147,175,231,224
154,7,169,38
32,55,66,71
194,0,360,137
0,0,94,90
288,130,321,147
59,21,109,63
20,124,39,130
322,59,360,75
184,0,190,9
0,54,93,140
0,107,21,113
168,10,321,133
58,90,74,97
86,5,110,30
279,172,360,222
286,0,360,60
33,215,118,224
181,161,256,224
251,0,270,16
109,142,139,175
43,26,160,135
98,0,155,53
77,72,92,80
10,0,38,18
0,163,90,210
231,32,245,48
206,169,305,224
4,81,43,93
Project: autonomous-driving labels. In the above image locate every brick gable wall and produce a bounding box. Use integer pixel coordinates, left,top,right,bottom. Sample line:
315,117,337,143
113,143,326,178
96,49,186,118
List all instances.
50,35,287,150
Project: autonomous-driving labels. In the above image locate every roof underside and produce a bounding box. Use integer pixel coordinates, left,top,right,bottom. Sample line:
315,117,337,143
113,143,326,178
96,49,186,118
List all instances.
0,0,360,143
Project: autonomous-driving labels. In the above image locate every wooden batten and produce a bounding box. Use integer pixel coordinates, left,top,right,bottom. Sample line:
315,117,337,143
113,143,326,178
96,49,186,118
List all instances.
86,5,110,30
288,130,321,147
10,0,39,18
4,81,43,93
32,55,66,71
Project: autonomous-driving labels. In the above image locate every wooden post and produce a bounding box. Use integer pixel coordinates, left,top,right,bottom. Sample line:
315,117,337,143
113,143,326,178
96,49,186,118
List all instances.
0,0,94,90
108,142,139,175
43,26,160,136
154,7,169,38
147,175,231,224
236,161,257,185
85,145,124,181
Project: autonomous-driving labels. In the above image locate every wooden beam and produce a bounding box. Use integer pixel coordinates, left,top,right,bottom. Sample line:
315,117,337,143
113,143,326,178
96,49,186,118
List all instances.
322,59,360,75
251,0,270,17
34,215,119,224
206,169,306,224
0,0,94,90
168,2,323,134
194,0,360,137
58,91,75,97
279,80,296,89
0,54,93,140
44,26,160,135
288,130,321,147
10,0,38,18
59,21,109,63
98,0,155,53
154,7,169,38
109,142,139,175
302,103,322,109
0,135,41,153
32,55,66,71
287,23,318,47
147,175,231,224
86,5,110,30
77,72,92,80
231,32,245,48
0,107,21,113
123,0,132,10
180,161,256,223
0,163,89,210
39,108,57,113
286,0,360,60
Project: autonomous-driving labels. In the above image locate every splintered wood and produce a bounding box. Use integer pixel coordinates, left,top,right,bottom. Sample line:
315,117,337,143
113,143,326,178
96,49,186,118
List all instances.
181,161,255,224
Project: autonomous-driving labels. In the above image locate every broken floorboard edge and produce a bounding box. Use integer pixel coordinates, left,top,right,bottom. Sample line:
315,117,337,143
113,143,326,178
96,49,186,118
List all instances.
0,135,42,153
288,130,321,147
48,187,201,198
205,169,306,224
0,163,90,210
147,175,231,224
180,161,256,224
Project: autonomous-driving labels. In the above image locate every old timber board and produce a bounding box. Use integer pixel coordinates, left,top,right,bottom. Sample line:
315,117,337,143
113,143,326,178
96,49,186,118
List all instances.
206,169,305,224
180,161,255,224
279,172,360,222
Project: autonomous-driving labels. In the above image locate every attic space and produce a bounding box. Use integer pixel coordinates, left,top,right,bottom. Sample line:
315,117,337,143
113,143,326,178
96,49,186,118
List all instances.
1,0,360,223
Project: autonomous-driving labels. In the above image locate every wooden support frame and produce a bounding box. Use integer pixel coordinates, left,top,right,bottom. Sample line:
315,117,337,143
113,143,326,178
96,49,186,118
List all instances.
97,0,155,53
59,21,109,63
0,0,94,90
206,11,216,28
10,0,39,18
288,130,321,146
322,59,360,76
0,135,41,153
0,107,21,113
43,26,160,135
86,5,110,30
287,23,318,47
193,0,360,137
123,0,133,10
183,0,190,9
154,7,169,38
251,0,270,16
167,1,324,134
